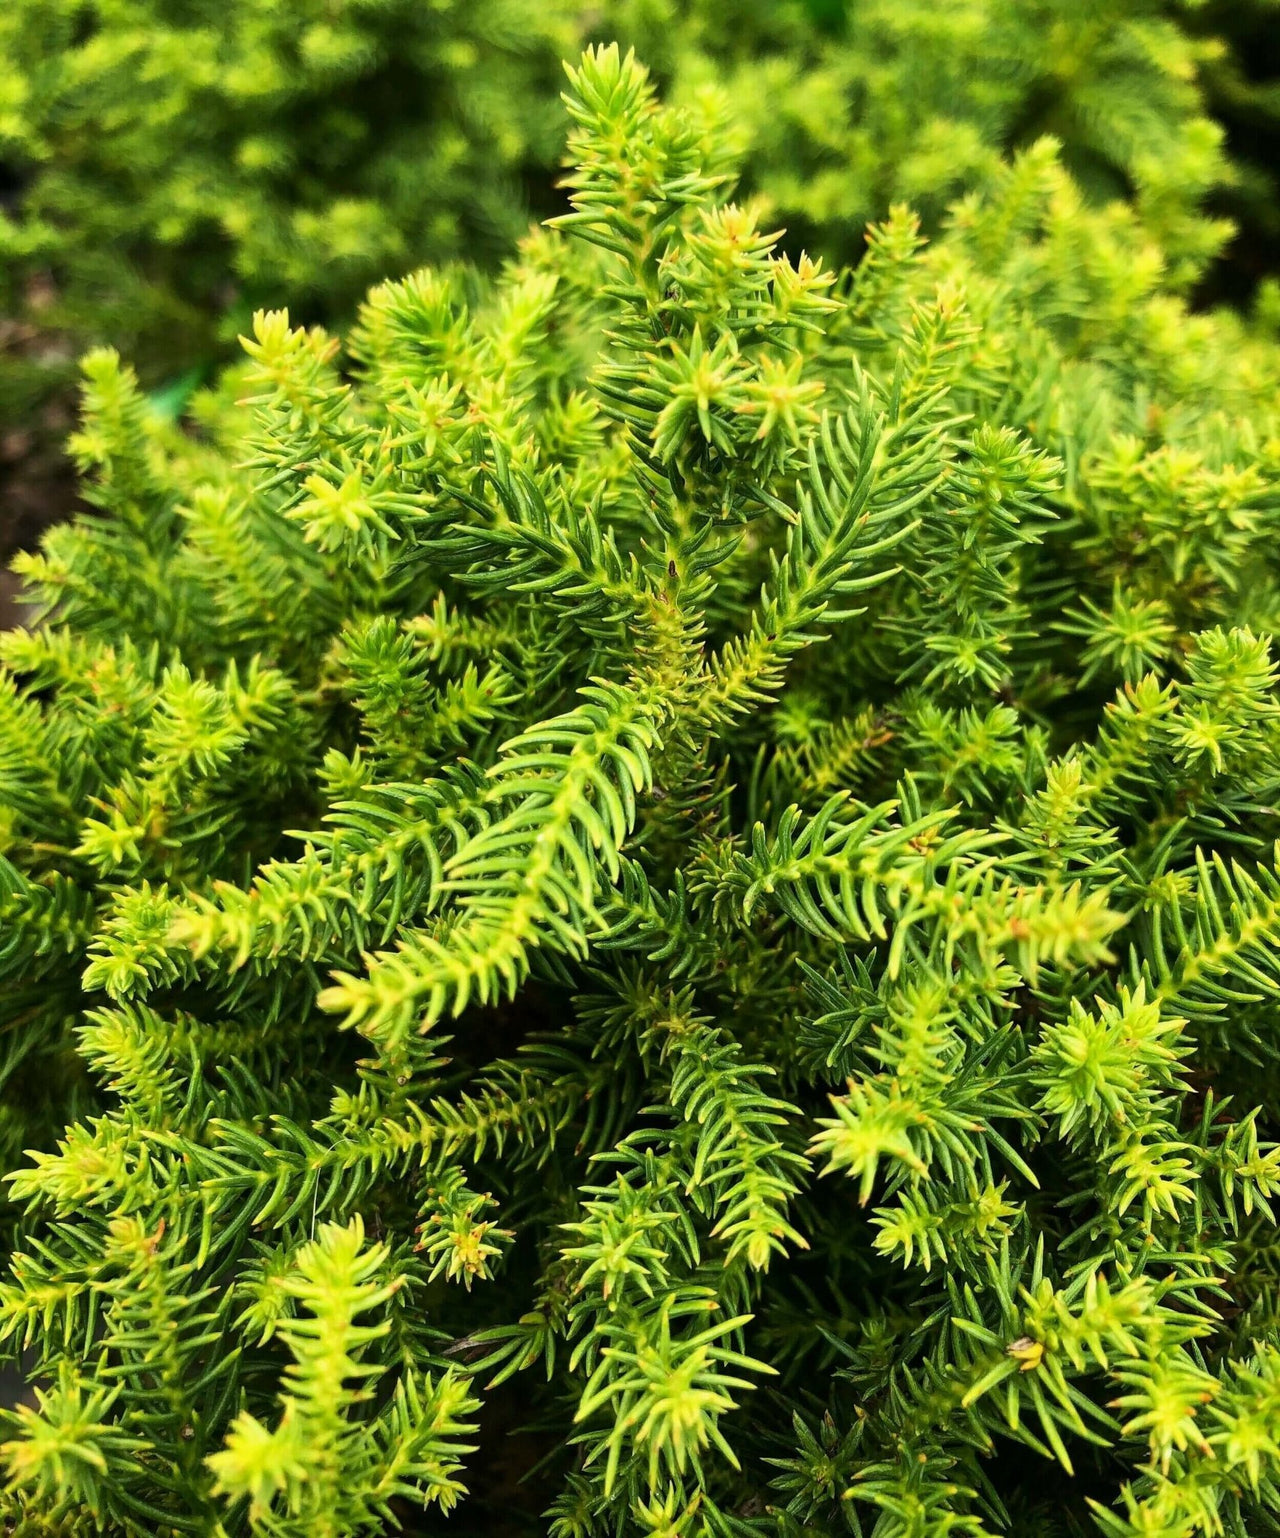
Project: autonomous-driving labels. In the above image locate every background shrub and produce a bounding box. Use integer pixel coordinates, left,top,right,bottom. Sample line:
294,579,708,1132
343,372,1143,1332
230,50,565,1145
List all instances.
624,0,1238,285
3,0,1276,475
0,0,578,432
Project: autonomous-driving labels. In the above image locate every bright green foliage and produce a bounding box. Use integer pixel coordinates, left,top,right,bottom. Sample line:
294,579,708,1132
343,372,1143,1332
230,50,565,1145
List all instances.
4,43,1280,1538
0,0,578,424
621,0,1239,287
0,0,1271,446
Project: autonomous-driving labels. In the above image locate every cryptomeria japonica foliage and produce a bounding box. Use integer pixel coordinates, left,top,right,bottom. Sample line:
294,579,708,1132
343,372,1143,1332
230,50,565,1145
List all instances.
620,0,1242,288
0,0,579,435
4,44,1280,1538
4,0,1274,451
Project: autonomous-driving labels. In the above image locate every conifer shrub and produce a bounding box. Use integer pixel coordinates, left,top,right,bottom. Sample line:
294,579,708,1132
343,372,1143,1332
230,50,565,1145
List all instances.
623,0,1240,287
0,0,577,429
4,43,1280,1538
0,0,1266,454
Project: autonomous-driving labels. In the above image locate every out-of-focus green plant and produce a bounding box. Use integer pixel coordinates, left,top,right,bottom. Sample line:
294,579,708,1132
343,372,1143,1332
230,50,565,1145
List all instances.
0,0,578,428
1184,0,1280,308
1,0,1272,457
609,0,1240,288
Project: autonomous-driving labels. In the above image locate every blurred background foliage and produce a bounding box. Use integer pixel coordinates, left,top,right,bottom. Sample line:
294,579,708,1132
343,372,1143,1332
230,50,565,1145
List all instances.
1,0,1278,555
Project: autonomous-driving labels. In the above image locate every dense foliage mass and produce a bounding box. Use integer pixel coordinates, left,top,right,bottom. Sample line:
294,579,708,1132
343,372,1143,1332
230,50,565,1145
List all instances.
2,0,1276,443
628,0,1238,284
5,42,1280,1538
0,0,578,428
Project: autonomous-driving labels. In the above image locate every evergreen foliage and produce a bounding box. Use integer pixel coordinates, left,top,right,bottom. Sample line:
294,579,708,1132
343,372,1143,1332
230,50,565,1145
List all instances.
622,0,1240,287
0,0,578,425
4,43,1280,1538
2,0,1275,444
